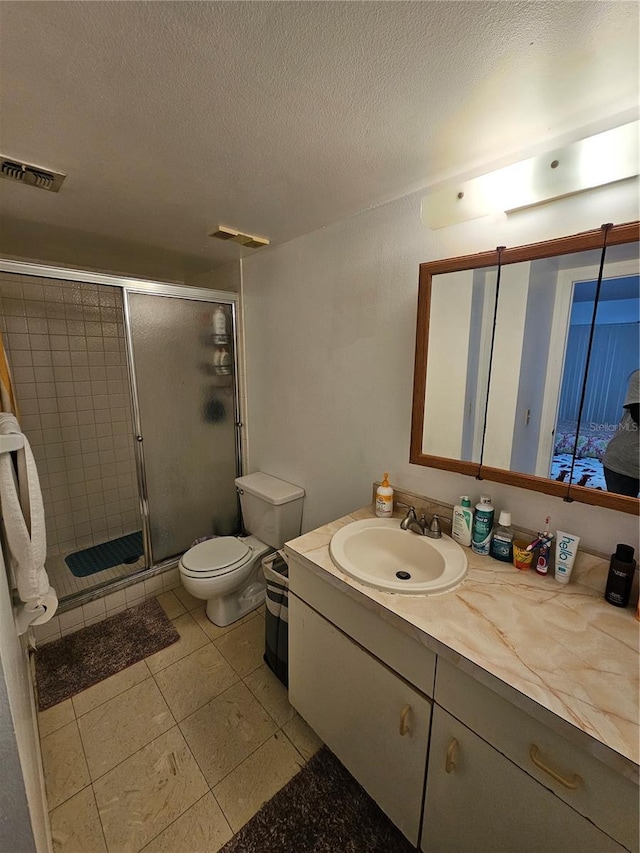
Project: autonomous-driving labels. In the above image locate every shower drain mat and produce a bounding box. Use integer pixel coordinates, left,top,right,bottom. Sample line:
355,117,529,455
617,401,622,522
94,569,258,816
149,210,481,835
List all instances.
65,531,144,577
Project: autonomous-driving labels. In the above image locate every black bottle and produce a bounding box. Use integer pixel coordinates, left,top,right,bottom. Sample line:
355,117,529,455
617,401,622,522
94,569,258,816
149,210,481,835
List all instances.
604,544,636,608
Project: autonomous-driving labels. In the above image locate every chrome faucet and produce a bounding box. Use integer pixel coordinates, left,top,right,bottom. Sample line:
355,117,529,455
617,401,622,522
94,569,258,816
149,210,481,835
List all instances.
399,505,445,539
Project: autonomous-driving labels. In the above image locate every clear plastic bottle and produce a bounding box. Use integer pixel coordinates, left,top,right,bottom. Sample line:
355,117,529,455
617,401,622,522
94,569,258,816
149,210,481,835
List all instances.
490,511,514,562
471,495,494,556
218,347,232,375
212,307,227,343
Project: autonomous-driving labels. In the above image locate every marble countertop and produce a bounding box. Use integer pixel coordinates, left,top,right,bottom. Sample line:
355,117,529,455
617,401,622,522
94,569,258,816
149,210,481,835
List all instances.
285,506,639,777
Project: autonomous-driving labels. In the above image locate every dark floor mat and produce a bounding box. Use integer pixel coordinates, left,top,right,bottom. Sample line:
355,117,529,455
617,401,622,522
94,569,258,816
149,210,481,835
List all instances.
35,598,179,710
220,745,416,853
65,531,144,577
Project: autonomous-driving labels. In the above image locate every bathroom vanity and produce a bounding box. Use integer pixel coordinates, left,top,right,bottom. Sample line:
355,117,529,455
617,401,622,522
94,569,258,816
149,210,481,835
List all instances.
285,508,639,852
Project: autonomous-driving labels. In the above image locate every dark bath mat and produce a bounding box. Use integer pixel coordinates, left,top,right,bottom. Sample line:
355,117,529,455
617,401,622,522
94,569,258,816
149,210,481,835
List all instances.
35,598,179,711
65,531,144,577
220,745,416,853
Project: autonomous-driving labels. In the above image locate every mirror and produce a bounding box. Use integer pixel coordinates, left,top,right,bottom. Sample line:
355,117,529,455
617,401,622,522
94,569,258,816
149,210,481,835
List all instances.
411,222,640,514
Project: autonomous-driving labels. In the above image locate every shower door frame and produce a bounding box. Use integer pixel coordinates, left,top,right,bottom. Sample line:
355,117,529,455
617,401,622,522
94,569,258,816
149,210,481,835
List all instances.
0,259,243,607
122,284,242,571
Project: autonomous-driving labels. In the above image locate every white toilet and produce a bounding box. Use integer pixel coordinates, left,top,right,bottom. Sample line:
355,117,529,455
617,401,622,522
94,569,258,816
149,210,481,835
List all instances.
178,472,304,626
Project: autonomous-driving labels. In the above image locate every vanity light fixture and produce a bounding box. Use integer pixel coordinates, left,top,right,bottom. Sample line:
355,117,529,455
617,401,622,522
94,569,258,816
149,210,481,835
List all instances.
422,120,640,229
209,225,270,248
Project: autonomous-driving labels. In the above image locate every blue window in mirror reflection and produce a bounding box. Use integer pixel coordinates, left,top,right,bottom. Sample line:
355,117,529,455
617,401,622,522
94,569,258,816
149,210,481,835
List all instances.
551,274,640,496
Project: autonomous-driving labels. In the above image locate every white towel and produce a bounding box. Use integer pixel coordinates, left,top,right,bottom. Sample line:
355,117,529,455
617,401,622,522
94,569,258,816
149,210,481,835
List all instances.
0,413,52,605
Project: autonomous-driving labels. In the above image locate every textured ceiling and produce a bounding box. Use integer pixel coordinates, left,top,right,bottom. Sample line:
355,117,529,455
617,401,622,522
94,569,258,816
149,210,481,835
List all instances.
0,1,638,281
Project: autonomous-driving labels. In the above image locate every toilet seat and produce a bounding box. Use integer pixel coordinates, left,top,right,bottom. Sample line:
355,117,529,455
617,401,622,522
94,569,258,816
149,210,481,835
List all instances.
181,537,251,577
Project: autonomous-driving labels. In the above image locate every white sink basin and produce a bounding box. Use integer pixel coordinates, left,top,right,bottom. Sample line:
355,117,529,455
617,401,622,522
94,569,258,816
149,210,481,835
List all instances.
329,517,468,594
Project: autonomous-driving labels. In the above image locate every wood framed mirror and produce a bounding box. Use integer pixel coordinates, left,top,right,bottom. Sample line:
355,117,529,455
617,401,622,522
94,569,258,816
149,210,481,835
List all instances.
410,221,640,515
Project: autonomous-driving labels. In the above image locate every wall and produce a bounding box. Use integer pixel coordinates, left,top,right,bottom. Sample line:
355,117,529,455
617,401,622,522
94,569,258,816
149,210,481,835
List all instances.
188,262,240,293
242,178,639,555
482,263,530,470
0,215,210,285
423,269,473,459
511,259,557,475
0,273,141,563
0,548,50,852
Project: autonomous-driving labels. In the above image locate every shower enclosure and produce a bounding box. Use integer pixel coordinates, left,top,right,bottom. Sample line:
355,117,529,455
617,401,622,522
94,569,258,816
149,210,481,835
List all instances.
0,262,240,607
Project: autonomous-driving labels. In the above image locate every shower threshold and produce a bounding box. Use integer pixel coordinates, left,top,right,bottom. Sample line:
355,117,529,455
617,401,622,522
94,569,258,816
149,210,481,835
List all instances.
49,554,180,614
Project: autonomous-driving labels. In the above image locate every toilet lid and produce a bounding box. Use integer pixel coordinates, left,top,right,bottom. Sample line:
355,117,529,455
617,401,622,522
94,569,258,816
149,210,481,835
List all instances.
182,537,251,573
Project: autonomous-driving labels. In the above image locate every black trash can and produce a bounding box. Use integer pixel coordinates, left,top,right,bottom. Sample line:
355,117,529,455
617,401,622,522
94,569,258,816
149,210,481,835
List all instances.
262,551,289,687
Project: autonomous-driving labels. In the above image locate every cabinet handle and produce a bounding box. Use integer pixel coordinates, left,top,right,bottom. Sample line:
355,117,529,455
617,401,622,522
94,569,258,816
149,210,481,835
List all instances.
529,744,582,790
399,704,411,736
445,737,458,773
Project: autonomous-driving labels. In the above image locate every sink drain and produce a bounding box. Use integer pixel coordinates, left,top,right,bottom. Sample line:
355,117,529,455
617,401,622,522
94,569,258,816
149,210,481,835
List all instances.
395,571,411,580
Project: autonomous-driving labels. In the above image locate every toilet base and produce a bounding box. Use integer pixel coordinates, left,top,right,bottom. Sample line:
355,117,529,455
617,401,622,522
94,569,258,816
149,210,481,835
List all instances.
178,535,273,628
205,578,266,627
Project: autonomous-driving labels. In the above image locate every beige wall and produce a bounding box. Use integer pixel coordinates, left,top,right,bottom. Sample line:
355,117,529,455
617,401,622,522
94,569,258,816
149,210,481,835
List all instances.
241,179,640,555
0,216,207,285
188,262,240,292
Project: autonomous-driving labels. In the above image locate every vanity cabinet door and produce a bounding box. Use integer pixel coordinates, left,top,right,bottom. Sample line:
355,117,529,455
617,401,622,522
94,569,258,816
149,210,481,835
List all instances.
422,706,626,853
289,594,431,846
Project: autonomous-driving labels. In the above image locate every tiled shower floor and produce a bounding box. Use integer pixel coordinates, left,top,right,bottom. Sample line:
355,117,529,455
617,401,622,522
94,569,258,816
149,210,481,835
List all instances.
45,551,147,599
37,587,323,852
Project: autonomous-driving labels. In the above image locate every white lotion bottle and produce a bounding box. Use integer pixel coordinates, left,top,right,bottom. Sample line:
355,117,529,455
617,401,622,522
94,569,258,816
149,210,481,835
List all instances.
452,496,474,546
375,473,394,518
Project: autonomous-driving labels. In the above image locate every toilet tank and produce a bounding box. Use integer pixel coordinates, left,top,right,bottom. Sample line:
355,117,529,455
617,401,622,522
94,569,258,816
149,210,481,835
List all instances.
235,472,305,548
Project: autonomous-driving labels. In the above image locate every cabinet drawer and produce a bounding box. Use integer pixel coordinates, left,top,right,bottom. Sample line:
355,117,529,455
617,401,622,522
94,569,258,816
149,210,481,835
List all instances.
422,706,626,853
436,658,639,852
289,595,431,846
288,554,436,697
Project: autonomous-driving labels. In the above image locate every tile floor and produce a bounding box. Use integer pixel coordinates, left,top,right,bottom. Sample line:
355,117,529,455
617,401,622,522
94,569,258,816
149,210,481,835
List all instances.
38,586,323,853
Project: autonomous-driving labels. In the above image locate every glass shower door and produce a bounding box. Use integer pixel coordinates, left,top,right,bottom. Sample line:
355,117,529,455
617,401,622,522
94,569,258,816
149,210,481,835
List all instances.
125,292,239,564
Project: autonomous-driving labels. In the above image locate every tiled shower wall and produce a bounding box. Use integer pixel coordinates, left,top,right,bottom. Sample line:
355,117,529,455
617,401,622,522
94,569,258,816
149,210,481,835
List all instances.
0,272,141,557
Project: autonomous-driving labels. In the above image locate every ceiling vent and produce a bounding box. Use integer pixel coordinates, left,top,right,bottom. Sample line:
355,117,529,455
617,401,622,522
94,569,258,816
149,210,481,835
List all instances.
0,156,66,192
209,225,270,248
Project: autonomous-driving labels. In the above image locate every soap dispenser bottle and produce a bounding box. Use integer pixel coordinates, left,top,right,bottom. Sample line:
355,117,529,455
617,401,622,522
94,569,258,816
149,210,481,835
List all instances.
452,496,474,547
375,473,394,518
